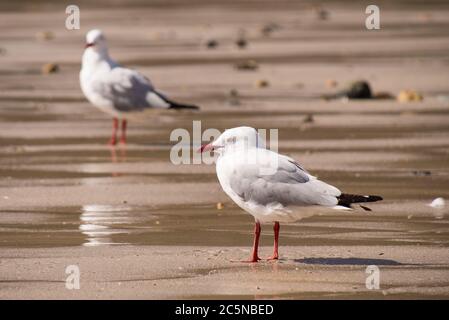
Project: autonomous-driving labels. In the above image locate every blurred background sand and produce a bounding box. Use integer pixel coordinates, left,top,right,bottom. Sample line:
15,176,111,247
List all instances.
0,0,449,299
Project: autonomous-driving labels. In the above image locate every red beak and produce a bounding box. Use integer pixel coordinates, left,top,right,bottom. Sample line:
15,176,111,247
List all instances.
85,42,94,49
198,143,214,153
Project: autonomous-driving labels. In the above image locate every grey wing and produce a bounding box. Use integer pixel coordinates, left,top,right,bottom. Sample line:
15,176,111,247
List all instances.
92,67,170,112
229,153,340,207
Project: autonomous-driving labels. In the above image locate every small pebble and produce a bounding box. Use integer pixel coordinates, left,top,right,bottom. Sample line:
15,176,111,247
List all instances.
216,202,224,210
260,22,280,37
255,79,269,88
303,114,314,123
36,31,54,41
236,38,247,49
412,170,431,176
41,63,59,74
397,90,423,103
228,89,240,106
234,59,258,71
205,39,218,49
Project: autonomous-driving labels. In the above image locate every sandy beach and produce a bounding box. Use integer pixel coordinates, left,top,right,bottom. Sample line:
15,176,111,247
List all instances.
0,0,449,299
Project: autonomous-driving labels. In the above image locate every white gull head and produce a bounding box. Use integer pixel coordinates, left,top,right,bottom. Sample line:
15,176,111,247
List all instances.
81,29,115,70
85,29,108,53
200,126,265,155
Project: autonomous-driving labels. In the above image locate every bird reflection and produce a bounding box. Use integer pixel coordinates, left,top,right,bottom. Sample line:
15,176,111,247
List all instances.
109,144,127,162
79,204,132,246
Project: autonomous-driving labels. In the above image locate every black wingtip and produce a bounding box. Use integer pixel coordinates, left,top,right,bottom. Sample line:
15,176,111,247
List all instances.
337,193,383,207
169,103,200,110
154,91,200,110
369,195,383,202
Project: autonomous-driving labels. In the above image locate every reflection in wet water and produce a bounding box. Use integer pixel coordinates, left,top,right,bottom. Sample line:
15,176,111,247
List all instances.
1,204,448,248
80,204,134,246
109,146,128,177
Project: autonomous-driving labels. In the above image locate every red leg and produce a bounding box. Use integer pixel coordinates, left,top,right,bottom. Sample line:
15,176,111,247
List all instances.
244,221,261,262
250,221,262,262
109,118,118,145
230,221,261,263
119,119,127,144
267,221,280,260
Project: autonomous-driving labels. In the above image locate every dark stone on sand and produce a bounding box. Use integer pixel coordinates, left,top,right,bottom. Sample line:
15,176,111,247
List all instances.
323,80,373,100
412,170,431,176
236,38,247,49
206,39,218,49
343,80,373,99
228,89,240,106
261,22,280,37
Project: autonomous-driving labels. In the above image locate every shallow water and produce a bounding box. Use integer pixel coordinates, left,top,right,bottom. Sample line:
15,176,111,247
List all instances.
1,103,449,249
1,201,448,248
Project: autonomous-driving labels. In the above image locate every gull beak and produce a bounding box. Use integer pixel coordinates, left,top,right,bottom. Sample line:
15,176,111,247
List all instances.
198,143,214,153
85,42,95,49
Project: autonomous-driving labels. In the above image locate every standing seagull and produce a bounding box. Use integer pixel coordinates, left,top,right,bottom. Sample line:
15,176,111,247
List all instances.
80,29,199,145
200,127,382,262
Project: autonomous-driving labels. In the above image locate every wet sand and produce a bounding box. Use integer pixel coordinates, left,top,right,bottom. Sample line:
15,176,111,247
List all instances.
1,1,449,299
2,245,449,299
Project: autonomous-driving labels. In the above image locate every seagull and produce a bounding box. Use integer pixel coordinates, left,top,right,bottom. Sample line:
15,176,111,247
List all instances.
200,126,383,262
80,29,199,145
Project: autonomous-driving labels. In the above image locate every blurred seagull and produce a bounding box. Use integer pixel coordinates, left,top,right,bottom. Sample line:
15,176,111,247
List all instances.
80,29,199,145
200,127,383,262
